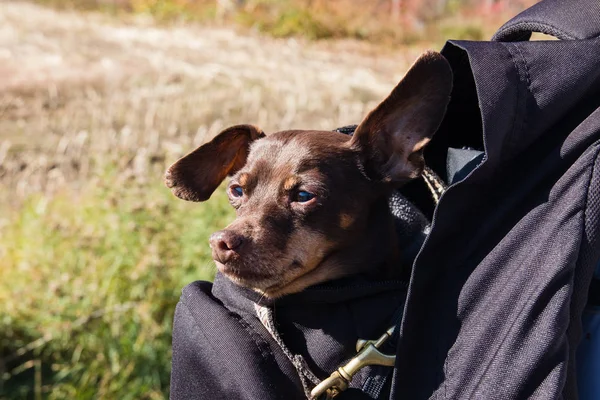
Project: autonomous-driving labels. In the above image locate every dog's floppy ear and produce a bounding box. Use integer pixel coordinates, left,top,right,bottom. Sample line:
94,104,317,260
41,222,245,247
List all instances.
351,51,452,184
165,124,265,201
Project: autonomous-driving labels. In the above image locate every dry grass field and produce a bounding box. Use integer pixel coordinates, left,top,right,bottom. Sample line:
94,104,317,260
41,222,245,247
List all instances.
0,2,420,398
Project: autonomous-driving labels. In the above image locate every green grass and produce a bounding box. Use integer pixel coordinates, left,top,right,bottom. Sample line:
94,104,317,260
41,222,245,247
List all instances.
0,175,233,399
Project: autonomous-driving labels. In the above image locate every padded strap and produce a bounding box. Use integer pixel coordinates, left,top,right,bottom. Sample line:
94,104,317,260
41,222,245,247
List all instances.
493,0,600,42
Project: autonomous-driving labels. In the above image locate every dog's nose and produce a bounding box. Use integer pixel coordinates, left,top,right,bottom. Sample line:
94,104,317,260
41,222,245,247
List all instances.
209,230,245,263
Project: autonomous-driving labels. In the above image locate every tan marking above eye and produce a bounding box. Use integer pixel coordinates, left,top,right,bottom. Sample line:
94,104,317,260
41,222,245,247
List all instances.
283,176,299,191
238,173,249,187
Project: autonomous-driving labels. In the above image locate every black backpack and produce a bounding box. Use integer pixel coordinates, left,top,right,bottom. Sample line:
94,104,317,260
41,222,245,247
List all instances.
170,0,600,398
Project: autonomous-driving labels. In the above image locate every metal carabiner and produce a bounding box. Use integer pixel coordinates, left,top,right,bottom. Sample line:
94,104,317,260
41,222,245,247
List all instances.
310,326,397,399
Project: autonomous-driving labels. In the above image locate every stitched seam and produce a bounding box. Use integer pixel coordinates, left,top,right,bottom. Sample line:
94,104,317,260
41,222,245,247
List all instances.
567,142,600,295
513,45,532,94
582,143,600,253
511,43,533,152
442,296,448,399
494,42,523,169
564,142,600,399
562,142,600,398
237,311,274,362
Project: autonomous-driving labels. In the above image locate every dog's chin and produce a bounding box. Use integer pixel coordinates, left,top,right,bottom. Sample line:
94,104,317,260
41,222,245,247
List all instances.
215,261,279,290
215,257,347,299
215,259,311,298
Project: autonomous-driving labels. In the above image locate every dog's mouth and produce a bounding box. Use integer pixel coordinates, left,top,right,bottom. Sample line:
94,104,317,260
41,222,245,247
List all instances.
214,250,340,298
214,257,308,294
215,261,277,284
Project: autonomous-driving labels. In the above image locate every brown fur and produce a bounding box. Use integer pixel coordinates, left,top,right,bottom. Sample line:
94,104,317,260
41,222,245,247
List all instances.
165,51,452,298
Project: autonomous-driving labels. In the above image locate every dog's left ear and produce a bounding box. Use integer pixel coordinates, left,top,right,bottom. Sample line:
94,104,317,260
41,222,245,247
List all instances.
351,51,452,184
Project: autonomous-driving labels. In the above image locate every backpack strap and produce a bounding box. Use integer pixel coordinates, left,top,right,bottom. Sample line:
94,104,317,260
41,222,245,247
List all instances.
492,0,600,42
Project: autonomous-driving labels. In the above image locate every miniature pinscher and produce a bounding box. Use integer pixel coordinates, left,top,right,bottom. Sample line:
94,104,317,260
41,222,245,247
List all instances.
165,51,452,298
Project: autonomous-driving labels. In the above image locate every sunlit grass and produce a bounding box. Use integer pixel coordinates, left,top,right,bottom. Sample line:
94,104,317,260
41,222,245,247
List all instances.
0,177,233,398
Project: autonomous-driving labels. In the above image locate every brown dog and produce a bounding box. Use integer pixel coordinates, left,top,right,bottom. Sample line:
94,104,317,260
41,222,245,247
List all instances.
165,51,452,298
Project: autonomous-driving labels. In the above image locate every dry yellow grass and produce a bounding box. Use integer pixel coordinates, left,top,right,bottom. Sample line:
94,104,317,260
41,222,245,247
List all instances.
0,2,422,205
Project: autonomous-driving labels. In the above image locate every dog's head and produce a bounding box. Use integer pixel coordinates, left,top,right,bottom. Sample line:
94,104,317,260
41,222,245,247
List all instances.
165,51,452,297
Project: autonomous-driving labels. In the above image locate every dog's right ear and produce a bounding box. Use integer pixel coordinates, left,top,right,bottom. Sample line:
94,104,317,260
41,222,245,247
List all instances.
350,51,452,185
165,124,265,202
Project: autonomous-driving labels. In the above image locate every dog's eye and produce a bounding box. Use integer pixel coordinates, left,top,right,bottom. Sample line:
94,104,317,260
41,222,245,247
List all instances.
230,185,244,198
295,191,315,203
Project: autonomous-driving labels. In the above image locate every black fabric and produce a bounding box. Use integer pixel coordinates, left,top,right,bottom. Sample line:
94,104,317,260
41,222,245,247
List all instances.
392,2,600,398
170,275,407,400
171,1,600,398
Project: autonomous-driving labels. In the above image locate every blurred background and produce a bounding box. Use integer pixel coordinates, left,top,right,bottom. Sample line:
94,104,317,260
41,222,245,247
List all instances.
0,0,535,398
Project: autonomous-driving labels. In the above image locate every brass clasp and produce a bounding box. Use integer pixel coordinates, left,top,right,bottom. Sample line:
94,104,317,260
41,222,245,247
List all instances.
310,326,397,399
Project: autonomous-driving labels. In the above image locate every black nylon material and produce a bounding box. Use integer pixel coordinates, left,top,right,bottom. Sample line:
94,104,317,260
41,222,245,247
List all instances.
392,12,600,400
170,275,407,400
